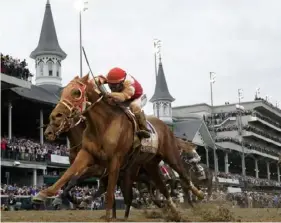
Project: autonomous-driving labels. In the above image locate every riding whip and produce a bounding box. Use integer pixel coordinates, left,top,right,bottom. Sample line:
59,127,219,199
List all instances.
82,47,107,94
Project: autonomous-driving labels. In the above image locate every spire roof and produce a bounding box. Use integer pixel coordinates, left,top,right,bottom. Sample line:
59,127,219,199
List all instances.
30,0,66,59
150,59,175,103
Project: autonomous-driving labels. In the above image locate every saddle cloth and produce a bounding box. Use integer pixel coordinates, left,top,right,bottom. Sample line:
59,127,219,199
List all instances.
125,109,159,154
140,121,159,154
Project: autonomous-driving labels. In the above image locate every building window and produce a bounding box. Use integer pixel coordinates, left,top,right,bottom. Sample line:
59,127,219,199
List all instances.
48,61,53,76
39,62,44,76
56,61,61,77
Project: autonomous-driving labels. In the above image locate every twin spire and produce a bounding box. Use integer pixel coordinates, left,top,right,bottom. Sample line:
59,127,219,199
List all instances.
30,0,66,59
150,59,175,103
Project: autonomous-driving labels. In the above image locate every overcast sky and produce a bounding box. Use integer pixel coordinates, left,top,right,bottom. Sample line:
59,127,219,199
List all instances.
1,0,281,114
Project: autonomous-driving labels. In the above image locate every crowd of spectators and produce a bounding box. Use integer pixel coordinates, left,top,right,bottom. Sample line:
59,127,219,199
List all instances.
214,123,281,144
215,136,280,157
243,124,281,143
0,184,45,196
1,136,69,162
1,54,33,81
206,109,281,130
255,96,281,114
2,183,280,211
205,110,252,127
211,189,281,208
217,172,281,187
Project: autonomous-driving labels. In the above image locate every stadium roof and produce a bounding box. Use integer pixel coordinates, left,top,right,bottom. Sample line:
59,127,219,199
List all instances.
173,116,216,149
11,84,62,105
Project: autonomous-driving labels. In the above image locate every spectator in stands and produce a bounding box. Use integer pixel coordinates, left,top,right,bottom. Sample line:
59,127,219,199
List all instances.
1,53,33,81
1,137,7,158
1,136,69,162
7,194,16,211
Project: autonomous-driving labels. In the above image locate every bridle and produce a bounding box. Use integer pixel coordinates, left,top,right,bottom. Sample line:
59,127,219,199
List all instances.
51,79,103,136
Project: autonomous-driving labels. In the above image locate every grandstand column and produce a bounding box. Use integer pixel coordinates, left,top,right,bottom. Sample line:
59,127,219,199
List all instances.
213,149,218,173
277,164,280,182
241,153,246,176
266,162,271,180
205,147,209,167
8,102,13,140
254,159,259,178
40,109,44,145
33,168,37,186
224,152,229,173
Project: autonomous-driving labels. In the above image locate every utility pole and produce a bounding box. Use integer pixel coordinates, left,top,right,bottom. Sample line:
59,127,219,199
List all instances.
237,88,246,176
75,0,88,77
153,39,162,118
210,72,218,176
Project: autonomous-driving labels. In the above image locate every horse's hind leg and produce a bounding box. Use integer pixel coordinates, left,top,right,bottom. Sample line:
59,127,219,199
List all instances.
164,151,204,200
105,156,121,220
119,171,134,219
144,163,180,218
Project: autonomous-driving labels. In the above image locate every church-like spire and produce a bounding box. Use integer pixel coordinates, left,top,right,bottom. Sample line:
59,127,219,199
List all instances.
30,0,66,59
150,59,175,103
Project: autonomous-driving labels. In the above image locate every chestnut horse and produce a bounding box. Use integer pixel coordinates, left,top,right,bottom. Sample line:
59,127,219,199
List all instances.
45,117,163,219
34,74,203,220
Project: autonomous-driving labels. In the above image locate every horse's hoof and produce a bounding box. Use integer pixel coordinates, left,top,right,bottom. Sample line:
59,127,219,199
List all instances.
197,190,205,200
32,193,47,203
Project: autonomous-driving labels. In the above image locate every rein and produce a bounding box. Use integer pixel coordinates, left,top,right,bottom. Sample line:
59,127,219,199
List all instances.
69,142,82,151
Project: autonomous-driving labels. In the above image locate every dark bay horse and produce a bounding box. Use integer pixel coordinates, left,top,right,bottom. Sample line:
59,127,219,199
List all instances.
34,74,204,220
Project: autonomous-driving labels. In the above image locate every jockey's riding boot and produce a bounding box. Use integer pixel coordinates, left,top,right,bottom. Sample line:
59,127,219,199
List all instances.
135,111,151,139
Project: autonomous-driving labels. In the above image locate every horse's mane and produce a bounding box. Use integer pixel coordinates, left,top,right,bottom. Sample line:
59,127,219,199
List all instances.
176,138,197,153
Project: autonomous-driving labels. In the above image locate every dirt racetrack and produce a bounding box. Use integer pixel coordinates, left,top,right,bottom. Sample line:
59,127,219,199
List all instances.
2,204,281,222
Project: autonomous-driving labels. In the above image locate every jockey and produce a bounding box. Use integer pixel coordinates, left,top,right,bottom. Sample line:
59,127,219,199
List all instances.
95,67,151,138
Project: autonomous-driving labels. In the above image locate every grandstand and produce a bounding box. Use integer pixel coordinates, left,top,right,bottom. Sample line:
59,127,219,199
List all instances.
172,100,281,189
1,0,72,188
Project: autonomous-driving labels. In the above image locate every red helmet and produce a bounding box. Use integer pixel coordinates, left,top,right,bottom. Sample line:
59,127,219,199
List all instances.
106,67,127,84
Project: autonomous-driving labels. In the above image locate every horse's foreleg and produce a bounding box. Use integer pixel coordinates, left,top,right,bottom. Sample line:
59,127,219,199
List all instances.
144,163,180,218
105,156,120,220
92,178,107,201
139,176,163,208
167,158,204,201
34,149,93,202
63,165,97,199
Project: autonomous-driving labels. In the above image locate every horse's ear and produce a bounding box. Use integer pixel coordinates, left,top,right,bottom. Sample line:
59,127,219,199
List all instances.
73,76,79,80
81,73,89,83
